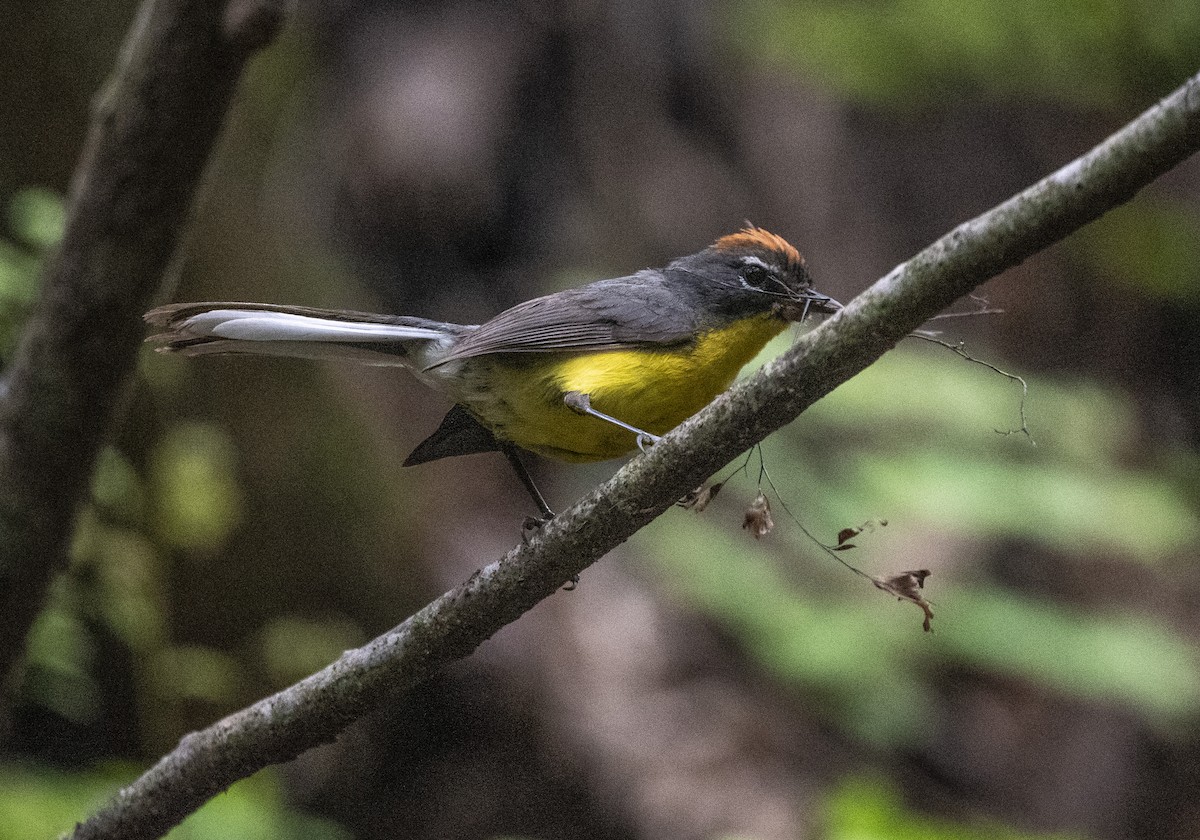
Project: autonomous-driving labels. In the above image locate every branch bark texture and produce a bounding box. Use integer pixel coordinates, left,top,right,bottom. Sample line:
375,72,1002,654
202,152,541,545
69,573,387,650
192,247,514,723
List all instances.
0,0,284,679
70,71,1200,840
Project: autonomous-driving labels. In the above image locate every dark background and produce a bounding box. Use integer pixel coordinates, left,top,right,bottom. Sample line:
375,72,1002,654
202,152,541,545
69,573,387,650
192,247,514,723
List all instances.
3,1,1200,838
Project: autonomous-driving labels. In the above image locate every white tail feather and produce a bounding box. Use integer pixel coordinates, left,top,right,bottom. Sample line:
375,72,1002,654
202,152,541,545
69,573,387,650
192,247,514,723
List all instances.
183,310,446,343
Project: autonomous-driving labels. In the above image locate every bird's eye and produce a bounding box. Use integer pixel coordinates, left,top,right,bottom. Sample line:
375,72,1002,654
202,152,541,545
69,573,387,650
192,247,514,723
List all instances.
742,264,771,288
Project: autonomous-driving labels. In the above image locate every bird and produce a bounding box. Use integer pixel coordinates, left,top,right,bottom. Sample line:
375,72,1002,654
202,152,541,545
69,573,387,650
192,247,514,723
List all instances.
145,226,838,519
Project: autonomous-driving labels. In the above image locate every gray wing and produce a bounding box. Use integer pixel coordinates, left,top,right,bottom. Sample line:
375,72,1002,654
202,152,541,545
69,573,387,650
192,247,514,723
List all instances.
432,271,696,367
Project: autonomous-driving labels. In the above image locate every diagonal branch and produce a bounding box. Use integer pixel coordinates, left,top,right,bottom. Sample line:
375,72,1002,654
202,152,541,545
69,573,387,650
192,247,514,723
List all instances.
0,0,286,681
71,70,1200,840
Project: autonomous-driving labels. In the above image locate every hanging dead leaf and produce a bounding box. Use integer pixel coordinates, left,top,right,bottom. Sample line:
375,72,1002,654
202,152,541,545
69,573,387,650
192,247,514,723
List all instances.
836,518,889,547
742,492,774,539
872,569,934,632
832,519,890,551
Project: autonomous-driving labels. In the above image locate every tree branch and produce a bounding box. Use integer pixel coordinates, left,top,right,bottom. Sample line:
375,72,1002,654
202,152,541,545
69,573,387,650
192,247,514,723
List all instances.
0,0,285,680
70,70,1200,840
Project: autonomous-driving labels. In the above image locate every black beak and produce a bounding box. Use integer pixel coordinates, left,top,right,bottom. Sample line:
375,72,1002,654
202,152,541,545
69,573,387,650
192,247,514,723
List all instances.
803,289,842,315
774,288,842,323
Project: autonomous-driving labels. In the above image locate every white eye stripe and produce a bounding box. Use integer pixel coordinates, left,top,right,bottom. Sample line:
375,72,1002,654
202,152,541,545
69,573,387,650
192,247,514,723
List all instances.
739,255,771,271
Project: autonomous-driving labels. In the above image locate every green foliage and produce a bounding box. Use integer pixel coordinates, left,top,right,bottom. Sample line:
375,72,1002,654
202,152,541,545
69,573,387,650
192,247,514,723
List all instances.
2,185,253,745
150,421,245,553
0,763,116,840
1071,198,1200,303
72,509,165,652
824,775,1079,840
28,416,248,744
721,337,1193,563
91,447,148,524
791,342,1198,559
732,0,1200,108
649,517,933,744
0,187,60,357
21,586,102,726
648,343,1200,743
8,186,66,249
0,763,350,840
149,645,243,707
258,615,365,687
940,587,1200,727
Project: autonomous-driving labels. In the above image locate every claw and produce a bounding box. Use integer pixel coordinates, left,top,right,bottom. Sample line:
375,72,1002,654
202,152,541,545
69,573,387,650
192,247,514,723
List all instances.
522,513,553,545
636,432,661,453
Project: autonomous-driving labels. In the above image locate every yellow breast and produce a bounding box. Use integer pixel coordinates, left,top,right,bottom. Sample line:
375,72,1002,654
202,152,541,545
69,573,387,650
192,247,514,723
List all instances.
475,312,787,461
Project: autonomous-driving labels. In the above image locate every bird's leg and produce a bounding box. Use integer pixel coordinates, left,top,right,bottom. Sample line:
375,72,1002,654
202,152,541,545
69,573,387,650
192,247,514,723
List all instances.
563,391,661,452
502,443,578,590
502,443,554,524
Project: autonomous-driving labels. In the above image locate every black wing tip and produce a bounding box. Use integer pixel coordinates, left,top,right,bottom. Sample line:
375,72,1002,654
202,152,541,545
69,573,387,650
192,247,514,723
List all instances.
404,405,503,465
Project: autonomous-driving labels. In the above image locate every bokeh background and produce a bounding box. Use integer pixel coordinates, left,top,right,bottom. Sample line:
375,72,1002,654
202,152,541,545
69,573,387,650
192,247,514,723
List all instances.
3,1,1200,838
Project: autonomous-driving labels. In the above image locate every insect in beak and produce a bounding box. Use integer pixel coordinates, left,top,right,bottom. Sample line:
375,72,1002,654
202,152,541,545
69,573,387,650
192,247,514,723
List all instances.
774,290,842,322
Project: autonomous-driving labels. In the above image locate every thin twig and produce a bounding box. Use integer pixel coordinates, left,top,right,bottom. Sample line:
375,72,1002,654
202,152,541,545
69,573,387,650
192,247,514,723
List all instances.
753,453,874,580
927,292,1006,320
927,308,1007,320
908,333,1036,444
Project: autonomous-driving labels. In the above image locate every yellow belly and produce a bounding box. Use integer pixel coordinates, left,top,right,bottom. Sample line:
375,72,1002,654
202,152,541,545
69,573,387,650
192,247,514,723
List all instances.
467,312,787,461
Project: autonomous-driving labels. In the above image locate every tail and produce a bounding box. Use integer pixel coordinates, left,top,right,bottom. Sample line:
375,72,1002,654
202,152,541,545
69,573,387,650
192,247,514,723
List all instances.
144,302,462,367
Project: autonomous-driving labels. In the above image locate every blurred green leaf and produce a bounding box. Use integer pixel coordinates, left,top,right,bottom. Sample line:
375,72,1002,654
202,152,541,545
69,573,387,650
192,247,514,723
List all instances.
785,344,1199,560
650,516,1200,741
0,763,119,840
167,771,350,840
825,775,1079,839
1071,198,1200,302
23,590,92,677
649,515,935,745
937,586,1200,726
0,188,57,357
841,447,1197,558
258,615,365,686
22,597,102,725
8,186,66,250
91,446,147,523
0,240,39,305
0,763,350,840
733,0,1200,108
150,645,242,706
88,520,166,651
151,421,244,552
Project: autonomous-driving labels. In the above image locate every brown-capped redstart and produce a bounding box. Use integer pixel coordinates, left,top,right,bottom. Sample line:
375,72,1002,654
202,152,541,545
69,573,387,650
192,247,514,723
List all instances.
146,227,839,518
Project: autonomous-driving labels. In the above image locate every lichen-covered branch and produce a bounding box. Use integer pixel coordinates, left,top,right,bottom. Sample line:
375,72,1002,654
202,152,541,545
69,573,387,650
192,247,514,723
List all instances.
71,70,1200,840
0,0,285,680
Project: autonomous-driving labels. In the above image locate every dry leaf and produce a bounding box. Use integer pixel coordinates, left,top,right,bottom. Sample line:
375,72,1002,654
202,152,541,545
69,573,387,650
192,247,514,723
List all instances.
836,527,860,545
872,569,934,632
834,518,889,550
742,492,774,539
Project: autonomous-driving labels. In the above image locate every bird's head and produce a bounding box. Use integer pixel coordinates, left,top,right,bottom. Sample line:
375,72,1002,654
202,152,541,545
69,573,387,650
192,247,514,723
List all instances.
668,226,840,325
